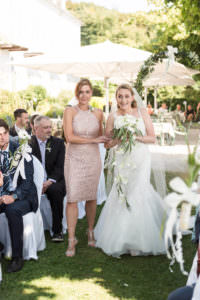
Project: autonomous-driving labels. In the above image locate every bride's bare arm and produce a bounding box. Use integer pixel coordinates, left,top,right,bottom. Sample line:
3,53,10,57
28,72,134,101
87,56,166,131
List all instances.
63,107,107,144
135,108,156,144
104,113,119,148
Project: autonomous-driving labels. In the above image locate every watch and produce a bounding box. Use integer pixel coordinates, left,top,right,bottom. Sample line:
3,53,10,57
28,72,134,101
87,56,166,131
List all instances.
12,193,18,200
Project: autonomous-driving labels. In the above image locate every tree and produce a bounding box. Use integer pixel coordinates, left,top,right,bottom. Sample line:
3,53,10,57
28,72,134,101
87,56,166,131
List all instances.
19,85,47,111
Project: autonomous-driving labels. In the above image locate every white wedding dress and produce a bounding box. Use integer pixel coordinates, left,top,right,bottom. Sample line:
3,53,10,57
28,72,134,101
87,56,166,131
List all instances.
94,111,166,257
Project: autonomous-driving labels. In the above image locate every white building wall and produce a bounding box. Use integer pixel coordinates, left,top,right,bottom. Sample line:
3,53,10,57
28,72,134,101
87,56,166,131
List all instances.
0,0,81,54
0,0,81,95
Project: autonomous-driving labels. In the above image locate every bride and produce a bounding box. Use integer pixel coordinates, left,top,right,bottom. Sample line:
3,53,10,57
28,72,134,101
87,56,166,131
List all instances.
94,84,166,257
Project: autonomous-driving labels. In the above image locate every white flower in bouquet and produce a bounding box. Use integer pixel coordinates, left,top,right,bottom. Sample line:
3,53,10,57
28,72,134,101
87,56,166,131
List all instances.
113,115,142,153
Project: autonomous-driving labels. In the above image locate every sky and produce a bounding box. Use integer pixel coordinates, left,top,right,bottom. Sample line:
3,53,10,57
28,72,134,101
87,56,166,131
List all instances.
70,0,157,13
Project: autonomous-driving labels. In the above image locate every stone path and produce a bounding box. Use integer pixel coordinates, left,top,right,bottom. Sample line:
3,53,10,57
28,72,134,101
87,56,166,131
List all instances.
149,129,199,173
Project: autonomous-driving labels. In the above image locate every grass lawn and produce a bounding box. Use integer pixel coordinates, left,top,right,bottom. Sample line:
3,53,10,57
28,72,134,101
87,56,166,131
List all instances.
0,202,196,300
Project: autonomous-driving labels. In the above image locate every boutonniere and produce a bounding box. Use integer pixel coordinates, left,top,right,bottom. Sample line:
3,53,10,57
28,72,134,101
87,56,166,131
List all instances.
89,105,95,112
46,141,52,153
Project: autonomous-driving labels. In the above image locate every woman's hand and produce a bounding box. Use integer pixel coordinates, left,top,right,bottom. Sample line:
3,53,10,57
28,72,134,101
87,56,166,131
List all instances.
104,138,120,149
93,136,110,144
0,171,3,187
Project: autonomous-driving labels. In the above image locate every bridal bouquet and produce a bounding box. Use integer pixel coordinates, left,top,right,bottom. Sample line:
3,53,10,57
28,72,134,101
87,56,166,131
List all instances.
105,115,143,210
113,115,143,153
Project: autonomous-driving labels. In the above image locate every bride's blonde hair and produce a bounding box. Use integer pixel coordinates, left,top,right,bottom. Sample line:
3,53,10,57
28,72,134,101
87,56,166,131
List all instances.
115,84,137,108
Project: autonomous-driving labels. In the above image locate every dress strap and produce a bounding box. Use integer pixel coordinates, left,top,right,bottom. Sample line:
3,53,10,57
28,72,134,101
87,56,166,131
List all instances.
74,105,79,112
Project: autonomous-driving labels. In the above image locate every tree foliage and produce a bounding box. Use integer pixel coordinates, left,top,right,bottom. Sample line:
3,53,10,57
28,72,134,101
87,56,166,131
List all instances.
66,1,200,106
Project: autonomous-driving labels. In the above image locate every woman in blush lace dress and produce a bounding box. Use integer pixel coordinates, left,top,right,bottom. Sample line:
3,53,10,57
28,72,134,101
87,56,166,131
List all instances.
94,84,166,258
63,79,108,257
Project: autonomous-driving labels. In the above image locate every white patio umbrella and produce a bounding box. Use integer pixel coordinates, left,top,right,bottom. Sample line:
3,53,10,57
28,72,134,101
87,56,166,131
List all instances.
13,40,152,113
143,60,199,109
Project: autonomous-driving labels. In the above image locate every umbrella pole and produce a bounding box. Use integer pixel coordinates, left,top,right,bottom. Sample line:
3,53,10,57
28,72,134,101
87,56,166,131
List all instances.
104,77,109,119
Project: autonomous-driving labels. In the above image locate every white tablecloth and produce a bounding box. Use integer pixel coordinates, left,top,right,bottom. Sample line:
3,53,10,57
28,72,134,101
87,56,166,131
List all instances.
153,122,175,139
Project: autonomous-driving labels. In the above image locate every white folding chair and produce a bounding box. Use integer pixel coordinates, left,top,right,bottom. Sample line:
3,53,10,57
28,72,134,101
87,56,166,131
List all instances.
0,155,46,260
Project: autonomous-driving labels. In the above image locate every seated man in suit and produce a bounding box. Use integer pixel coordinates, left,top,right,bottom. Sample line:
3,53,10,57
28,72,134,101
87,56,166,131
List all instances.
0,119,38,273
9,108,30,137
29,115,66,242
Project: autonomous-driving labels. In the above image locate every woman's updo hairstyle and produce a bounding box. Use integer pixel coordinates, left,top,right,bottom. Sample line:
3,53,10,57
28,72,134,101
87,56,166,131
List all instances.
115,84,136,108
75,78,93,99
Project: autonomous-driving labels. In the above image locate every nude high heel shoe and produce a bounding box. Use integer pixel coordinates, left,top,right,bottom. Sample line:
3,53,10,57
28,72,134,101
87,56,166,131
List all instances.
65,237,78,257
87,229,96,247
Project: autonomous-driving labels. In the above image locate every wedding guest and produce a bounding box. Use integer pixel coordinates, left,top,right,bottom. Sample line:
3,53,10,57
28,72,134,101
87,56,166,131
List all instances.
29,116,66,242
158,102,168,113
9,109,30,137
0,119,38,273
0,172,4,254
63,78,108,257
185,104,195,122
147,103,154,115
173,104,185,122
167,285,195,300
30,114,39,135
195,102,200,122
176,104,182,113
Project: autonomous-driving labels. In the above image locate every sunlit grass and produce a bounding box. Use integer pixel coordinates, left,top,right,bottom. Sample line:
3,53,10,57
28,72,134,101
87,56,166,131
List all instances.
0,171,196,300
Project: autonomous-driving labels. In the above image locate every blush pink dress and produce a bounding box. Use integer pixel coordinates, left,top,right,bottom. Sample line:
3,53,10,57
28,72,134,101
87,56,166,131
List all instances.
64,106,101,203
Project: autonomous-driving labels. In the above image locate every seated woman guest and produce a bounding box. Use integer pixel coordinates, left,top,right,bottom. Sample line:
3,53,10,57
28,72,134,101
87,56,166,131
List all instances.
63,79,108,257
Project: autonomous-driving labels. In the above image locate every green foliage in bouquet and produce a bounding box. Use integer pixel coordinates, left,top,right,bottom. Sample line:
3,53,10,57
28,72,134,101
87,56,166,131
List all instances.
112,124,142,153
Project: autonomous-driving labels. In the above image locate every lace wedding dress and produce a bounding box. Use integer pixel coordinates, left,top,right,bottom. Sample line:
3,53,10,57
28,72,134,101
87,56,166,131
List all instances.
94,111,166,257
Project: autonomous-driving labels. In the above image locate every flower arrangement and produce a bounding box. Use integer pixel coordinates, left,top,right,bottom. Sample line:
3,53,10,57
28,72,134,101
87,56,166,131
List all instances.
164,132,200,275
113,114,143,153
9,130,31,170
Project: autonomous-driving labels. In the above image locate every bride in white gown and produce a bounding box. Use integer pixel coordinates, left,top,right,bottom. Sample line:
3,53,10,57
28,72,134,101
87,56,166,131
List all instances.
94,84,166,257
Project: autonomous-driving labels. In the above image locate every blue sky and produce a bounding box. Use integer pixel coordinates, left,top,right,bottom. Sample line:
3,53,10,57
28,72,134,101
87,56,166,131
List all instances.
69,0,157,13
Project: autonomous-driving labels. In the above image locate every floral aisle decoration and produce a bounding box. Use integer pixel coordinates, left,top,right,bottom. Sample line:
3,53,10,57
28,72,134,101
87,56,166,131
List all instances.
12,131,32,189
134,47,192,97
105,115,143,210
164,134,200,275
6,131,32,189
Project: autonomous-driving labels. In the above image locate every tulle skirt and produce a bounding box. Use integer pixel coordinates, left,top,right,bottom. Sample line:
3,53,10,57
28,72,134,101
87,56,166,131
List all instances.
94,143,166,257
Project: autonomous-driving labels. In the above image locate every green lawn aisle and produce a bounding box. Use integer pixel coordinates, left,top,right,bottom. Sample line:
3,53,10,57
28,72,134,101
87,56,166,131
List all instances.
0,204,195,300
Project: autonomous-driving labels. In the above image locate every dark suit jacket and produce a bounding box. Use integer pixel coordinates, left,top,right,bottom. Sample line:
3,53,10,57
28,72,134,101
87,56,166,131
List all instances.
7,140,38,212
29,135,65,185
9,126,31,137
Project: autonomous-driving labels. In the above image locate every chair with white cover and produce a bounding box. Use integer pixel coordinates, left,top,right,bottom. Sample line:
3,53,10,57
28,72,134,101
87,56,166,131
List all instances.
0,155,46,260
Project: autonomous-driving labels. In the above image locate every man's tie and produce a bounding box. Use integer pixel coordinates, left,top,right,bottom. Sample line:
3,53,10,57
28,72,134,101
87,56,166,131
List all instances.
0,151,9,174
40,141,47,181
0,151,11,195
